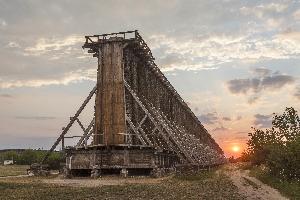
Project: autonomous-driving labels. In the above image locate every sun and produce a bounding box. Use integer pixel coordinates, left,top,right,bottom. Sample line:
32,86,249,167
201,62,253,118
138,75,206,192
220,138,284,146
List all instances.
232,145,240,152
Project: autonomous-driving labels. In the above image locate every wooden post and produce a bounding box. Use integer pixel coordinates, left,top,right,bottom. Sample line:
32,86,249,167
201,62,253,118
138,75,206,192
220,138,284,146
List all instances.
62,136,64,150
94,38,126,145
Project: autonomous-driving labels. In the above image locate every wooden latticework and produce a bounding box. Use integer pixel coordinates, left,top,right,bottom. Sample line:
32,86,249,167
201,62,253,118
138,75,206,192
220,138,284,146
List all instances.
43,31,226,167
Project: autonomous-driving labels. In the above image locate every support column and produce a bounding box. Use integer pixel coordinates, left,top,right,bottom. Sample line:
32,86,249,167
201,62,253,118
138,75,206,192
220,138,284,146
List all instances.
94,38,126,145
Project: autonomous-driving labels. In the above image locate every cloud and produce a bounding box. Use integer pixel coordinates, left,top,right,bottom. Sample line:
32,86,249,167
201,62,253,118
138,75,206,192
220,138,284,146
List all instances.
226,68,296,104
6,41,21,48
295,87,300,100
0,18,7,28
222,116,242,121
227,75,294,94
227,78,258,94
276,29,300,47
0,0,298,151
0,35,96,89
293,9,300,20
0,0,299,89
25,35,82,56
233,136,248,141
238,3,289,31
261,74,295,88
15,116,56,120
222,117,231,121
277,30,300,45
240,3,288,19
212,126,229,132
0,68,96,88
157,52,184,68
227,69,295,95
252,67,271,77
235,131,248,135
0,94,13,98
151,29,300,71
260,3,288,13
253,114,272,128
197,112,218,125
0,136,57,150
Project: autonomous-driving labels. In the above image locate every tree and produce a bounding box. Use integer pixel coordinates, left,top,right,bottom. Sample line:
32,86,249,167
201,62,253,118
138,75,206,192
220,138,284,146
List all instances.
272,107,300,142
246,107,300,180
0,150,64,169
17,149,37,165
247,128,282,165
0,151,19,163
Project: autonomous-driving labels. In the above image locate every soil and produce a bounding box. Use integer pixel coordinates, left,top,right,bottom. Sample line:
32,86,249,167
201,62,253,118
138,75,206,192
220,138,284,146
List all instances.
223,164,288,200
42,176,169,187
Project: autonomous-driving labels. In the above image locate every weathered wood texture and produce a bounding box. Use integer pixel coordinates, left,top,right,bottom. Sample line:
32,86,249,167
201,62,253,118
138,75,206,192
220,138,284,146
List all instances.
81,31,226,167
65,148,177,170
124,45,223,154
43,31,225,170
94,39,126,145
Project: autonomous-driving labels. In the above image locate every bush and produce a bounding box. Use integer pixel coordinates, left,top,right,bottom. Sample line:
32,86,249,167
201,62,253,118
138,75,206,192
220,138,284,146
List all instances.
0,150,64,169
246,107,300,180
266,138,300,180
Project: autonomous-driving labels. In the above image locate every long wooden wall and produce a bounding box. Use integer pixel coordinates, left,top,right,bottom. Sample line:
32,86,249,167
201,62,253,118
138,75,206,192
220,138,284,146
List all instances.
124,45,223,154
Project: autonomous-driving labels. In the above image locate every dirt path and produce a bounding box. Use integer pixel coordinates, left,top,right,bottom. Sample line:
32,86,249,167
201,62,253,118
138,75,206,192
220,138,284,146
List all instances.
0,174,32,179
223,164,288,200
42,176,169,187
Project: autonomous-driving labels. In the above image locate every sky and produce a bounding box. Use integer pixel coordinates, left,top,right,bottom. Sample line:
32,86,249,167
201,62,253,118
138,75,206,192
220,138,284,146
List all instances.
0,0,300,157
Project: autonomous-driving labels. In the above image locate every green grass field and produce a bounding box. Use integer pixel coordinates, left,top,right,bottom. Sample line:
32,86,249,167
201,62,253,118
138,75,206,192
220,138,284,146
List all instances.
249,165,300,200
0,165,29,177
0,168,244,200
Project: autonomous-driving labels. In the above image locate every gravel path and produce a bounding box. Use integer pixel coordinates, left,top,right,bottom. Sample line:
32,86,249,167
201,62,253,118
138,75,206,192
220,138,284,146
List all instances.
224,164,288,200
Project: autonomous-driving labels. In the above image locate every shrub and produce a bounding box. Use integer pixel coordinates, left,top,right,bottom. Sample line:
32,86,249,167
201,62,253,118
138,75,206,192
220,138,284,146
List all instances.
0,150,64,169
246,107,300,180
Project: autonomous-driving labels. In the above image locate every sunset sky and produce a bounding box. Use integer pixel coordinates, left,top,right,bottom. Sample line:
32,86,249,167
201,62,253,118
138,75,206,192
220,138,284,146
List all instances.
0,0,300,157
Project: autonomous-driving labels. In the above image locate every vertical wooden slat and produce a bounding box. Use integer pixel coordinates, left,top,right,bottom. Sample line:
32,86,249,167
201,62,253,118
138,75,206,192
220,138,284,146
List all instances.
94,46,103,145
94,39,126,145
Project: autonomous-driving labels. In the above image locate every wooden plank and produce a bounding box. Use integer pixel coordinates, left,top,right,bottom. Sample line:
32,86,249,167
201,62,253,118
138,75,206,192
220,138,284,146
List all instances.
94,47,102,145
94,40,126,145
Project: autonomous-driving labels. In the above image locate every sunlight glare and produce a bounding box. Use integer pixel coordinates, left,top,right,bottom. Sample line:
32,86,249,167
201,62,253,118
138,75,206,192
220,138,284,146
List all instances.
232,145,240,152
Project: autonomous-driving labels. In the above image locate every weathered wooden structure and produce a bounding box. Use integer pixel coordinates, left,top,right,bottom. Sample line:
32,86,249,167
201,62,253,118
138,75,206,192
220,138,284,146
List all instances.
42,31,226,177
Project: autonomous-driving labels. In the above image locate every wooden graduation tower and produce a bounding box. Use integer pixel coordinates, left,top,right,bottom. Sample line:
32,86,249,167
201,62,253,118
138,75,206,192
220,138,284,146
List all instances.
43,31,226,177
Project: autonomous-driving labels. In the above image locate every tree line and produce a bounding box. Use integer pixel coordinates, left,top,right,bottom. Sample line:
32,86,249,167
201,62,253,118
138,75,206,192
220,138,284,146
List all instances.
0,149,64,169
242,107,300,180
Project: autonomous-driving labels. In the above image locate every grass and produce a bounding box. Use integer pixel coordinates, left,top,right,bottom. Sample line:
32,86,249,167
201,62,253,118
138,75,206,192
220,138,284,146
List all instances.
175,169,215,181
0,168,245,200
0,165,29,177
242,177,259,189
249,165,300,200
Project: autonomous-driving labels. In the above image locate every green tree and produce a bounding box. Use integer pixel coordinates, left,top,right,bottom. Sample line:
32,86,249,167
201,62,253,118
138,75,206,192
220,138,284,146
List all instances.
246,107,300,180
0,151,19,163
247,128,282,165
47,151,64,169
18,149,38,165
272,107,300,142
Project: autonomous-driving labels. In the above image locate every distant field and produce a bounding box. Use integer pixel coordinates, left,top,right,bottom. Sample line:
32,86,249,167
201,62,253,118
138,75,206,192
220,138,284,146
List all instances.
0,165,28,177
0,168,244,200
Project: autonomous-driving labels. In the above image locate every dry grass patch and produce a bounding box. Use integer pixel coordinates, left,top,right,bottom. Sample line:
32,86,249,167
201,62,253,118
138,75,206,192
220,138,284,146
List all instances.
0,169,245,200
0,165,29,177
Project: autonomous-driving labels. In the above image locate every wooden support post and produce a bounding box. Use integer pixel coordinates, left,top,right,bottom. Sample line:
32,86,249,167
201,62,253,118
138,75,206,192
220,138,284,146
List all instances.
62,137,64,150
94,39,126,145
